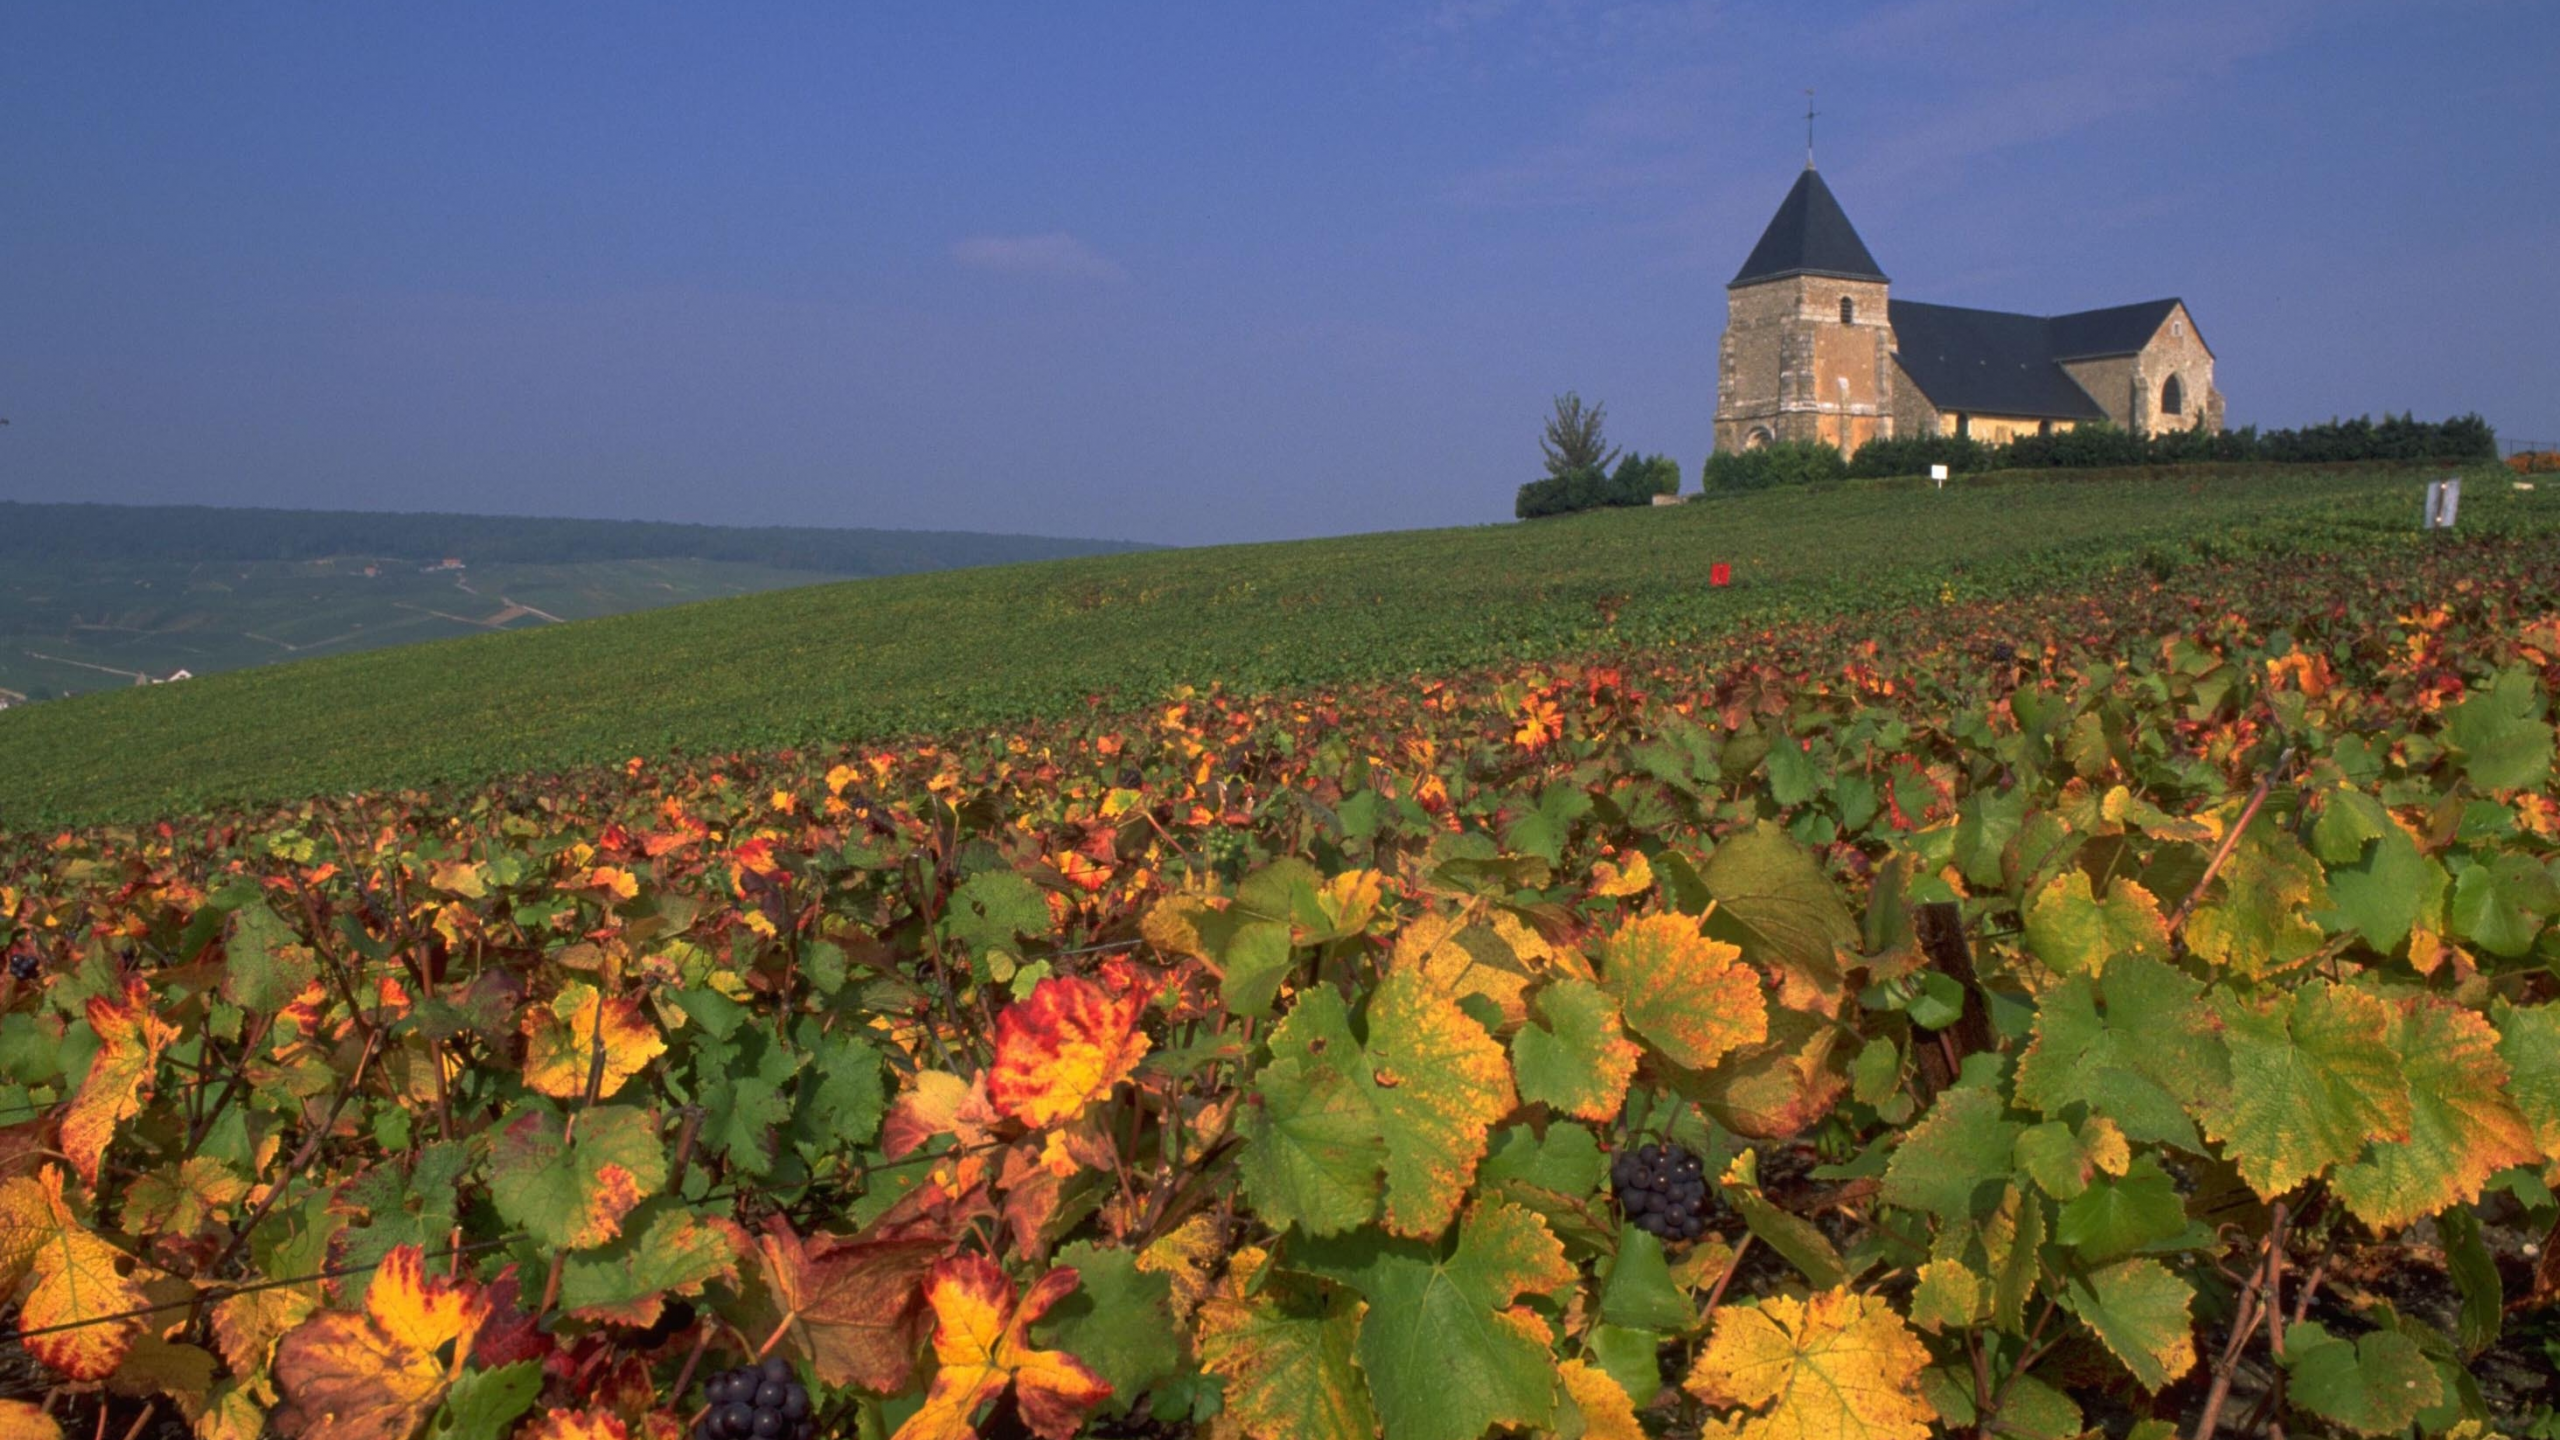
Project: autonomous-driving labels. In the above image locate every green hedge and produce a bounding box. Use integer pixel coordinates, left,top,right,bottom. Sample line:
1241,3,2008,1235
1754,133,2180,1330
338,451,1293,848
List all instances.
1516,453,1683,519
1702,439,1848,492
1834,412,2497,481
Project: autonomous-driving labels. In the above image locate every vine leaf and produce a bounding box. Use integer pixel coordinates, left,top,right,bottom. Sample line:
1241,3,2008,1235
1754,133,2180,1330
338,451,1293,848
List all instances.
61,976,179,1186
2021,873,2168,978
0,1401,59,1440
1237,988,1387,1236
891,1256,1111,1440
0,1166,149,1380
2196,981,2409,1200
2014,955,2226,1151
2442,666,2554,792
2329,999,2539,1230
2057,1257,2197,1392
752,1214,945,1393
1362,969,1517,1237
988,975,1151,1129
558,1200,744,1325
1684,1286,1935,1440
273,1244,491,1440
2183,828,2329,979
1557,1358,1645,1440
520,982,665,1101
2281,1321,2443,1435
1238,972,1514,1239
1193,1247,1375,1440
488,1104,666,1252
1881,1086,2023,1221
1510,980,1638,1122
1028,1241,1182,1408
1597,913,1767,1071
2492,999,2560,1163
1298,1200,1574,1440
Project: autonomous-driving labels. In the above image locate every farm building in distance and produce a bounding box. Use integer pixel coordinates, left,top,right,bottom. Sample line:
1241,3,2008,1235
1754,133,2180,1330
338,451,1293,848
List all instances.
1713,164,2224,455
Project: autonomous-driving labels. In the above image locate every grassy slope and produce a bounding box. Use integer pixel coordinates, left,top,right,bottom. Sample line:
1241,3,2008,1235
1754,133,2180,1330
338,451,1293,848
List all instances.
3,465,2546,826
0,556,840,699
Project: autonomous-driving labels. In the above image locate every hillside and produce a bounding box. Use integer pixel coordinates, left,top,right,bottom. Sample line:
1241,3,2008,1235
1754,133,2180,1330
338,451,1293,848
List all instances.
1,463,2547,825
0,501,1150,700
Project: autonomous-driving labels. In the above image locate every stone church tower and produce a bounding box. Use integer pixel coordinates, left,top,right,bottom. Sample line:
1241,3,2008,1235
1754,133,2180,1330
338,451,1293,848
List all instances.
1713,164,1896,455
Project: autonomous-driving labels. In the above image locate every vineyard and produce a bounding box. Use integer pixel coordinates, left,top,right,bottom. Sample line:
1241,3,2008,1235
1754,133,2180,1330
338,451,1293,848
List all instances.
0,516,2557,1438
0,462,2543,827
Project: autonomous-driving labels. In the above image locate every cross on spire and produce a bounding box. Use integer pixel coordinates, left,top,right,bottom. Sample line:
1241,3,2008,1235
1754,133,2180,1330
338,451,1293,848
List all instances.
1804,89,1817,168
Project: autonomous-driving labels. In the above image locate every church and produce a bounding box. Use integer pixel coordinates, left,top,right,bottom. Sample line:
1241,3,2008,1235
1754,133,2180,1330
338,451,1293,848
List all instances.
1712,164,2223,455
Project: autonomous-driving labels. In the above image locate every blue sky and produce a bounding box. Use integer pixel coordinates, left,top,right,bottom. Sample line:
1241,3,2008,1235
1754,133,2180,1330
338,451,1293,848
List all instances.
3,2,2552,545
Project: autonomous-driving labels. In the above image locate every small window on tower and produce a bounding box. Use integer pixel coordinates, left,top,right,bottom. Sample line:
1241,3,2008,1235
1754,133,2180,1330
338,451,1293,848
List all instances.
1840,296,1856,324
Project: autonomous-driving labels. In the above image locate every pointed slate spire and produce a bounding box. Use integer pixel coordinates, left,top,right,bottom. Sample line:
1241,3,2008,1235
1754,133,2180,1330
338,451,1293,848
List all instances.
1730,167,1887,287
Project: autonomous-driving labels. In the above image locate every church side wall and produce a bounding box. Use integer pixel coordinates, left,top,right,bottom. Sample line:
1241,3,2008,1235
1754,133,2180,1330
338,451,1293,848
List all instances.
2061,356,2137,428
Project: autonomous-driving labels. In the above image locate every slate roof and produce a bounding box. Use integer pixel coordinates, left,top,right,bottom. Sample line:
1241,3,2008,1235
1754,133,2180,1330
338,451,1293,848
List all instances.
1731,167,1888,286
1888,298,2189,420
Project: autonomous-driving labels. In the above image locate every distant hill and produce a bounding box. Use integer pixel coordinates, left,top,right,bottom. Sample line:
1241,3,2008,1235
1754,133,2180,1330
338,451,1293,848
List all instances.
5,462,2549,826
0,501,1150,702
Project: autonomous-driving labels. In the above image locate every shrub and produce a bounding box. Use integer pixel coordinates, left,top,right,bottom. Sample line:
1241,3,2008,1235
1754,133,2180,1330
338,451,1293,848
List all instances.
1845,434,1994,479
1702,439,1847,492
1612,452,1682,498
1516,454,1684,518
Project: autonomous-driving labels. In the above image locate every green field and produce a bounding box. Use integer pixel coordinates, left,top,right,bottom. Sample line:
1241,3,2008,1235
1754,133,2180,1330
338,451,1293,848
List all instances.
0,554,842,700
0,501,1149,703
2,463,2547,826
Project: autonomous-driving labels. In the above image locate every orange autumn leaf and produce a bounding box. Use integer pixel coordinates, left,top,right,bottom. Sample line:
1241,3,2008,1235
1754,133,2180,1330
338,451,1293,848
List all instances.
882,1071,1003,1160
0,1166,150,1380
1686,1287,1936,1440
753,1215,946,1393
522,981,667,1100
61,976,180,1186
892,1256,1110,1440
987,977,1150,1129
1598,913,1768,1071
0,1402,60,1440
273,1244,491,1440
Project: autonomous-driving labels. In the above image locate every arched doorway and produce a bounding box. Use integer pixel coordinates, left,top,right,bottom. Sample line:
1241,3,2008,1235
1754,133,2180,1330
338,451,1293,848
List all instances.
2161,374,2184,417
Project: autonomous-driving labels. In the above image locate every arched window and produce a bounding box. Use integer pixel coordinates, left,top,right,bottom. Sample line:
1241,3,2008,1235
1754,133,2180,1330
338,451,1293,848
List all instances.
2162,374,2185,415
1840,296,1856,324
1744,426,1774,450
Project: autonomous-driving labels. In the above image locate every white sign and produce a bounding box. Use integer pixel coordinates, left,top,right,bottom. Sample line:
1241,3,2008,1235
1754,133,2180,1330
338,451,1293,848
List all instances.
1930,463,1949,487
2424,477,2462,530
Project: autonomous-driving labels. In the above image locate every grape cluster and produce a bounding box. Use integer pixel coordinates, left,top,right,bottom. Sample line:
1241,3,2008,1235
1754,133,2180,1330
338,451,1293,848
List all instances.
7,953,37,982
1611,1141,1709,1243
695,1357,814,1440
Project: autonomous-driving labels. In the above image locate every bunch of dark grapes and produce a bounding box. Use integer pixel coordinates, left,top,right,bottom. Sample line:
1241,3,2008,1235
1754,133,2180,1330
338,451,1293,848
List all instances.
1611,1141,1709,1243
695,1357,815,1440
7,952,37,983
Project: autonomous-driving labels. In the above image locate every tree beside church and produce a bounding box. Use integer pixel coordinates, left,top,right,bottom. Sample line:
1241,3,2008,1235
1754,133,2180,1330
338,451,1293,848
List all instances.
1712,165,2225,457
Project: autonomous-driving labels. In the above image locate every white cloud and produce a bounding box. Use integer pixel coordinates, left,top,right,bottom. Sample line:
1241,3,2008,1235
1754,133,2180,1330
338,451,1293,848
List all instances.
949,232,1128,284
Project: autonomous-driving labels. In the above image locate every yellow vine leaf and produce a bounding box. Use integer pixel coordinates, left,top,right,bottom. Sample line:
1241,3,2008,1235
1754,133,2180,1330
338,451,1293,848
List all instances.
1590,851,1656,898
1137,1214,1224,1322
987,975,1151,1129
0,1166,150,1380
61,977,180,1186
1685,1287,1936,1440
1558,1358,1646,1439
521,981,666,1100
1390,913,1535,1026
892,1256,1111,1440
0,1401,60,1440
272,1244,491,1440
1599,914,1768,1071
